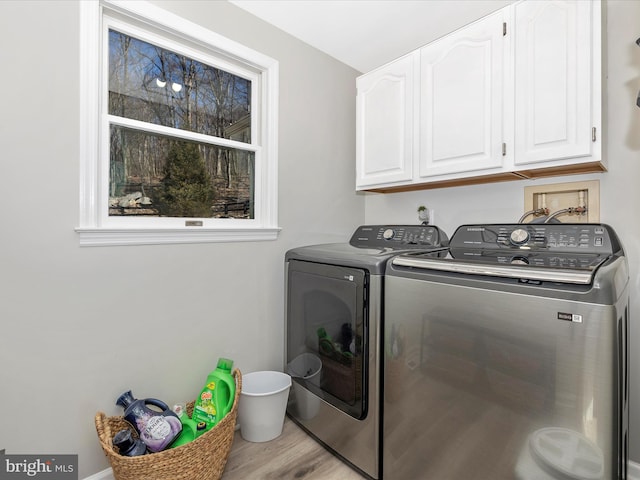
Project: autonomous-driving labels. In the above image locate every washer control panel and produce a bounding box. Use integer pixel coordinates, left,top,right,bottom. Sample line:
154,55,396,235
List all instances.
450,224,618,254
350,225,448,249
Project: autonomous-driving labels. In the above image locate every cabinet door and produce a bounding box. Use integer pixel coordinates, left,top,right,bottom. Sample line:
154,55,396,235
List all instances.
356,53,417,189
513,0,597,166
419,10,507,178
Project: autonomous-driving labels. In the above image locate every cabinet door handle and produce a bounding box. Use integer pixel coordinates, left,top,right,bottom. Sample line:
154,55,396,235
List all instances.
592,127,597,142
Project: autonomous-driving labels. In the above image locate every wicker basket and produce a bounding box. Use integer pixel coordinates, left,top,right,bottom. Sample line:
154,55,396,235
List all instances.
95,369,241,480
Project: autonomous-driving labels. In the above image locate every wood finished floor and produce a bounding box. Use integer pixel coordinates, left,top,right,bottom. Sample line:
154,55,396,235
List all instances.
221,417,367,480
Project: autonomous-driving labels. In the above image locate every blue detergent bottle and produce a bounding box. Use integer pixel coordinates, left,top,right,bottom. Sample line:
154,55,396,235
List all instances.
192,358,235,431
112,429,147,456
116,391,183,453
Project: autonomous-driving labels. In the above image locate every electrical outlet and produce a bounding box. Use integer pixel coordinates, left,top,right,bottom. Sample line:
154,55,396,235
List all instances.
417,206,434,225
523,180,599,223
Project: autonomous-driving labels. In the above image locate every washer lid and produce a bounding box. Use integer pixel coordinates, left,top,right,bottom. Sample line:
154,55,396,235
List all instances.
390,223,623,285
391,253,604,284
529,428,604,480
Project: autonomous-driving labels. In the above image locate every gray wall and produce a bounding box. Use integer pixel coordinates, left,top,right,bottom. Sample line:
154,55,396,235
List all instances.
365,0,640,464
1,0,637,476
0,1,362,477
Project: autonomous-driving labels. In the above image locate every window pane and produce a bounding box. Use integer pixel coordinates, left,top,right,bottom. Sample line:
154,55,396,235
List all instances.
109,30,252,142
109,126,255,218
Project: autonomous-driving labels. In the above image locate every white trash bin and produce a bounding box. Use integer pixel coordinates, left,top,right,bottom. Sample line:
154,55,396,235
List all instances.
514,427,604,480
287,353,322,420
238,371,291,442
287,352,322,386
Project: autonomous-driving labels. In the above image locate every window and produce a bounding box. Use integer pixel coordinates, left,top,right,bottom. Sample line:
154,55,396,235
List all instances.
77,1,279,246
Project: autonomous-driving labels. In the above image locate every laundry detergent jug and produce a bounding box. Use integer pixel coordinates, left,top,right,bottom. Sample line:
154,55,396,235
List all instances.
116,390,182,453
192,358,235,431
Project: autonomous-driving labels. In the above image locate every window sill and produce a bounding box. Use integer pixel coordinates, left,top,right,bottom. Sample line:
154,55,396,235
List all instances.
75,226,281,246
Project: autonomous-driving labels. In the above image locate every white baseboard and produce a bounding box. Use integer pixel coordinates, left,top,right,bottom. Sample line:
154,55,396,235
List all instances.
85,461,640,480
83,468,114,480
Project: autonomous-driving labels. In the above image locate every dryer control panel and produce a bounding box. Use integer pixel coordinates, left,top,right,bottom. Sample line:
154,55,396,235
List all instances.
350,225,448,249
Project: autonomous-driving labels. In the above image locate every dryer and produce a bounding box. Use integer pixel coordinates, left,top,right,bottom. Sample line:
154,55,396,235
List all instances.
284,225,448,479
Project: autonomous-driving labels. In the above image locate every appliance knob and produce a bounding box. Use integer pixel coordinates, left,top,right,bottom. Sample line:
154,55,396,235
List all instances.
511,256,529,265
510,228,530,245
383,228,395,240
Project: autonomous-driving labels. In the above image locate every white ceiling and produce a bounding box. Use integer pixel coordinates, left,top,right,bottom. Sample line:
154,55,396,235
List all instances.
229,0,515,73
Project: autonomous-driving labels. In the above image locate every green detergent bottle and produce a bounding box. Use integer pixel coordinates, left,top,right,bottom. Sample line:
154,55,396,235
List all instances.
170,403,207,449
192,358,235,431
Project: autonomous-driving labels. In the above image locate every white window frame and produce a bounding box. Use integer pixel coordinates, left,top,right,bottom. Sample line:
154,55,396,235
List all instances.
76,0,280,246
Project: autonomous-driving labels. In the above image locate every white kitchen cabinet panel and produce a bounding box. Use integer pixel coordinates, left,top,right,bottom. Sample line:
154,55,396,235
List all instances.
355,0,604,193
356,52,418,189
513,0,600,167
419,9,509,178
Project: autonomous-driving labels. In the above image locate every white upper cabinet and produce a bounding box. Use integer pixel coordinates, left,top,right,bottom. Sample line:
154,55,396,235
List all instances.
355,0,603,192
356,52,418,189
419,9,509,178
513,0,599,167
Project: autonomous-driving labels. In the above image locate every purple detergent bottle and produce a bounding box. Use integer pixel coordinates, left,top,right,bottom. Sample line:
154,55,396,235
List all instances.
116,390,182,453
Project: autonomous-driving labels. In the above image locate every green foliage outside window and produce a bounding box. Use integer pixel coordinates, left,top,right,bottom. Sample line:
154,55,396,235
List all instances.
157,141,215,218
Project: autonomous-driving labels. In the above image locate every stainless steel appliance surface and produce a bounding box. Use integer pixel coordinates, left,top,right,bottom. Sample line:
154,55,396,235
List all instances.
285,225,448,480
384,223,629,480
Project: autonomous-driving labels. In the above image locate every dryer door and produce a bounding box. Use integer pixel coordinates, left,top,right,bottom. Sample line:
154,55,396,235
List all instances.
286,259,368,419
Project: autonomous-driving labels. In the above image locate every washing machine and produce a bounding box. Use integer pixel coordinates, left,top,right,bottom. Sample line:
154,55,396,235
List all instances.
284,224,448,479
384,223,629,480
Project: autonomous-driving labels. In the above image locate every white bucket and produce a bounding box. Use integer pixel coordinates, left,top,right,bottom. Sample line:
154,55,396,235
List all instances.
238,371,291,442
287,353,322,386
514,428,604,480
287,353,322,419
